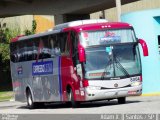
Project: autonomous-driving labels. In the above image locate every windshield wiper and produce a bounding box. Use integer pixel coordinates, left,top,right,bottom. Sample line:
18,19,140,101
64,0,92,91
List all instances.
101,56,112,80
113,53,130,77
101,46,130,80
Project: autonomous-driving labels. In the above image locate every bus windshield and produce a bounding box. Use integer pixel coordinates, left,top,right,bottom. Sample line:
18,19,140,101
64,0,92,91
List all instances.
79,29,136,47
81,28,142,80
84,43,141,80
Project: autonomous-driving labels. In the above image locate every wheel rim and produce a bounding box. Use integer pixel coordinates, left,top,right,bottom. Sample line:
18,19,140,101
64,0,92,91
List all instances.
28,94,32,106
68,91,72,101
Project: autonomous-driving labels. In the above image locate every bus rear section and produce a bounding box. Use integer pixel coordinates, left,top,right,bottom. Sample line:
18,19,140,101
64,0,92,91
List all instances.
10,32,71,108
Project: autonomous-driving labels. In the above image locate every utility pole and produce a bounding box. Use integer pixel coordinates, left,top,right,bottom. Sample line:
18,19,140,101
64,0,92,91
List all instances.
115,0,122,22
99,10,105,19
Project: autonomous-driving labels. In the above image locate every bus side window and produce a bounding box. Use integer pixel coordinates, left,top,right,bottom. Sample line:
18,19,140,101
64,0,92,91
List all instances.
71,31,78,67
54,34,61,56
15,43,19,62
44,36,51,58
32,39,38,60
39,36,51,59
38,38,44,59
59,32,70,56
10,43,17,63
49,35,56,57
18,42,25,62
65,33,70,56
15,44,20,62
26,41,33,61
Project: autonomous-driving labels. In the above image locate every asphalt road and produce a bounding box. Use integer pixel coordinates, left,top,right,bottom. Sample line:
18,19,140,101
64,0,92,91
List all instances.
0,96,160,114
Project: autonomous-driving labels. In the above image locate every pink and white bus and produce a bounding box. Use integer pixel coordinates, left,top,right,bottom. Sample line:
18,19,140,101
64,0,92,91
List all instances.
10,19,148,108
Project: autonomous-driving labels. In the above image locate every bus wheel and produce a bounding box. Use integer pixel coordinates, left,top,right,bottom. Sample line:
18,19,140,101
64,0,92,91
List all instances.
118,97,126,104
68,88,79,108
26,90,36,109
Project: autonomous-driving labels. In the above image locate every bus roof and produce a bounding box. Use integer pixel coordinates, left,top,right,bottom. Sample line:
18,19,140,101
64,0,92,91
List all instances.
11,19,132,43
65,22,132,32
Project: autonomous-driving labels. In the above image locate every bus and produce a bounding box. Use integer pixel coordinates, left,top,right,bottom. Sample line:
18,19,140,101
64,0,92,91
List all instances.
10,19,148,108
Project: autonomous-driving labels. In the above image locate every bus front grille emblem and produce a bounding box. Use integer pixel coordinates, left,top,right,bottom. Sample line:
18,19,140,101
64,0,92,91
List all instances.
114,83,118,88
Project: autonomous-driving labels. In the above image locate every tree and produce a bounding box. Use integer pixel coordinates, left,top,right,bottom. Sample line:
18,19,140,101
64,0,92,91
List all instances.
0,19,37,91
24,20,37,35
0,27,21,91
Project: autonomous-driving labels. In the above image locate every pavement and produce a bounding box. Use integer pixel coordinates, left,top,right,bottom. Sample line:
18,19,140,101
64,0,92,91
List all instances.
0,96,160,114
0,100,24,109
0,96,160,120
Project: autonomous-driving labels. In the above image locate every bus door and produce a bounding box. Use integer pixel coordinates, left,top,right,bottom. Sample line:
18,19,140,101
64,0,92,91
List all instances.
70,31,83,100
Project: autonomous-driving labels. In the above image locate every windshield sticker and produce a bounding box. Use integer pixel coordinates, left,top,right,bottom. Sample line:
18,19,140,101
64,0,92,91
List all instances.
32,61,53,76
17,66,23,75
82,32,88,38
106,47,111,53
89,73,103,76
89,72,110,77
105,32,115,37
100,36,121,44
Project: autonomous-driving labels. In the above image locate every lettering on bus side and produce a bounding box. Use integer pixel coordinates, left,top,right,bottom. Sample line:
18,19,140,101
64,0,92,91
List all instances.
32,61,53,76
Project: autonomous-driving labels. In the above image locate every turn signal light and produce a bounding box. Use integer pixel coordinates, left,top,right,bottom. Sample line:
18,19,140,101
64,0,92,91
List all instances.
140,75,142,82
83,80,89,87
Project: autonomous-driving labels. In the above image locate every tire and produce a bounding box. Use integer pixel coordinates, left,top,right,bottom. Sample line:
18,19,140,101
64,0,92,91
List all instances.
118,97,126,104
68,88,79,108
26,90,37,109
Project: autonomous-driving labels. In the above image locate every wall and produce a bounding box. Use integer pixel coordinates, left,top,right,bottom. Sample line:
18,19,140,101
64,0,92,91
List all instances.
0,15,33,34
121,9,160,94
34,15,54,33
0,15,55,34
90,0,160,22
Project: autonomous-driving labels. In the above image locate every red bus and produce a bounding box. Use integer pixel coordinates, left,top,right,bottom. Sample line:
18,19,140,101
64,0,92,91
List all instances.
10,19,148,108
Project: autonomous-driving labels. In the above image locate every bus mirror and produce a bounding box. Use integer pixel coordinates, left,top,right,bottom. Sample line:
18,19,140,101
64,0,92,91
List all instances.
78,45,86,62
138,39,148,57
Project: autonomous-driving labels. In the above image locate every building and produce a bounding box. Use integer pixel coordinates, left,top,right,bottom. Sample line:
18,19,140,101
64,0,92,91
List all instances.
0,0,160,94
91,0,160,22
0,15,54,34
0,15,33,34
90,0,160,95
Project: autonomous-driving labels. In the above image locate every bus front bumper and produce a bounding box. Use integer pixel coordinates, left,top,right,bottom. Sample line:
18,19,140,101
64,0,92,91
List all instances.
84,85,142,101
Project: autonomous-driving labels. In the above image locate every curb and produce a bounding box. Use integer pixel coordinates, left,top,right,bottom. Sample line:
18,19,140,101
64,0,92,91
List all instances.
141,93,160,96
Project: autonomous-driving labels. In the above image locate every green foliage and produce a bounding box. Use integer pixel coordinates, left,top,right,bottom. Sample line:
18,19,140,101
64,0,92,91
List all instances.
0,19,37,60
0,19,37,91
4,28,21,43
24,20,37,35
0,43,9,61
0,91,13,101
0,27,21,50
24,29,32,35
0,27,21,72
32,20,37,34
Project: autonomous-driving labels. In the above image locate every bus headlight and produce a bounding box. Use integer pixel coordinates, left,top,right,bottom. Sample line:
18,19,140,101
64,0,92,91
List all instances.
88,86,101,90
131,82,141,86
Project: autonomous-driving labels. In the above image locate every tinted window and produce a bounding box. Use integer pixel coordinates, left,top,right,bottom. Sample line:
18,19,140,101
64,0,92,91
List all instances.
71,31,78,66
10,43,17,62
59,32,70,55
10,32,70,62
39,36,51,59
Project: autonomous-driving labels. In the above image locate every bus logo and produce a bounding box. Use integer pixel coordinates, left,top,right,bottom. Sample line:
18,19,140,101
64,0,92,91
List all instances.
17,66,23,75
114,83,118,88
32,61,53,76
